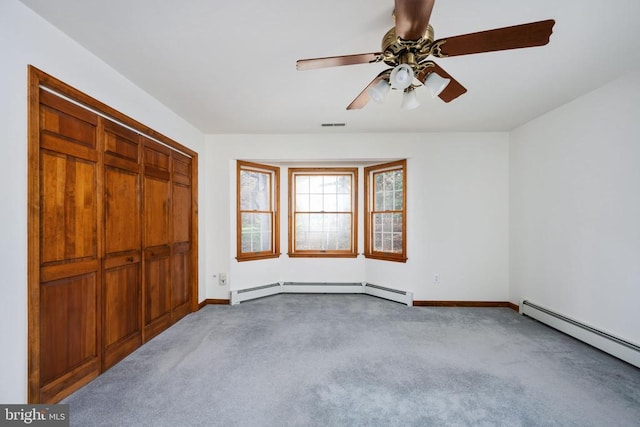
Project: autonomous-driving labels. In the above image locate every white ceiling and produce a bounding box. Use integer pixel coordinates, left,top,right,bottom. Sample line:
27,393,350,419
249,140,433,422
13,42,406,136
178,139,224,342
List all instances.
19,0,640,134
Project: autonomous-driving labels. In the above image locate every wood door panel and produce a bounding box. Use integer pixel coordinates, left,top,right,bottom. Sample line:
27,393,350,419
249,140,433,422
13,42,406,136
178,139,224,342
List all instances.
172,183,191,244
40,273,98,384
41,259,99,283
40,133,99,163
104,121,139,162
30,70,197,404
39,91,98,162
171,249,191,316
39,91,97,152
103,262,141,369
144,177,170,247
40,89,98,127
39,358,99,404
104,263,140,348
172,152,191,186
105,167,140,254
40,151,97,264
143,139,171,181
144,251,171,326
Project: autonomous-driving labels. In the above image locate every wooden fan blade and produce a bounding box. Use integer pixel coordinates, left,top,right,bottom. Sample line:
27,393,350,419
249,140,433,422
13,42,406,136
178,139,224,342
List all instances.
394,0,436,40
433,19,555,57
347,70,392,110
417,62,467,103
296,53,382,71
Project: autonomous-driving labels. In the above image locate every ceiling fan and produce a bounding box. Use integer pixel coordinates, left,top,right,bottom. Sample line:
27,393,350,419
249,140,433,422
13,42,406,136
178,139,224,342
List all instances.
296,0,555,110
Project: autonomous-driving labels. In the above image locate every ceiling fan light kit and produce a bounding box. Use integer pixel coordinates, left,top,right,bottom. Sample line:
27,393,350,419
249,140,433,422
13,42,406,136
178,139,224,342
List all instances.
424,72,451,98
390,64,415,90
369,79,391,103
297,0,555,111
401,88,420,110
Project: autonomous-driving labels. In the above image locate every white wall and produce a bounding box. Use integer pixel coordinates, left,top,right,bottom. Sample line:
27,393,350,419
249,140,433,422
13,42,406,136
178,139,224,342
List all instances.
204,133,510,302
0,0,206,403
510,71,640,345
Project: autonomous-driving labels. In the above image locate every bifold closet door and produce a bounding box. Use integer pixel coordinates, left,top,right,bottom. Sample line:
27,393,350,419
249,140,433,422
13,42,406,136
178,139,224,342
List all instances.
102,120,142,370
38,90,101,402
171,152,192,322
142,138,172,340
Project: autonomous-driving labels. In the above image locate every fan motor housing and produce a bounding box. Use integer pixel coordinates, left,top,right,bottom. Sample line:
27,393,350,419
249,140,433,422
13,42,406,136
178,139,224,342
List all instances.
381,25,434,66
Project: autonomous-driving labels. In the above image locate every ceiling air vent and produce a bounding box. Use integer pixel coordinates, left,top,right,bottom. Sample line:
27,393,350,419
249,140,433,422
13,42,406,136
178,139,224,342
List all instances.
321,123,346,127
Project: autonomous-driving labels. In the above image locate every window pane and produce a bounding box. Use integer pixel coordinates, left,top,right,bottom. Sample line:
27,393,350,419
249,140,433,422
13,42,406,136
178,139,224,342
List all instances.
383,192,393,211
337,194,351,212
295,213,309,231
394,170,403,190
393,213,403,232
337,175,351,193
375,173,384,193
296,194,309,211
309,176,323,193
323,175,337,194
306,232,323,250
374,191,383,211
240,170,269,211
374,214,383,232
374,232,383,252
295,212,352,251
309,213,323,231
382,213,392,231
240,212,272,253
382,232,392,252
309,194,323,212
296,175,309,194
323,194,337,211
392,232,402,253
394,189,403,210
323,213,337,231
336,229,351,250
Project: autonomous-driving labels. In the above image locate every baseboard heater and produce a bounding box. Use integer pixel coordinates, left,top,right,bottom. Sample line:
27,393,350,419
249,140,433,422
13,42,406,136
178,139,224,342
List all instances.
231,283,281,305
364,283,413,306
521,300,640,368
230,282,413,306
282,282,363,294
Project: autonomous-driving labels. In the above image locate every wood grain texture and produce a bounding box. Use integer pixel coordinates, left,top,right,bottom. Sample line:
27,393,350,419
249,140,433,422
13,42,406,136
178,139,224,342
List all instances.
29,66,199,403
296,53,381,71
394,0,435,40
102,119,142,371
435,20,555,57
198,299,231,309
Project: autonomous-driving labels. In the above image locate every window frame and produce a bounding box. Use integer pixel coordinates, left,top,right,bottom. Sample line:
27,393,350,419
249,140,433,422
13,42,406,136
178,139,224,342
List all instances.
288,167,358,258
236,160,280,262
364,159,407,263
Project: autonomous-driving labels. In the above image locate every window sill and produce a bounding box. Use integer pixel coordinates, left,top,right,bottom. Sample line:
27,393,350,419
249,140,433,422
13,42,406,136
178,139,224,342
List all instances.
287,252,358,259
364,253,408,263
236,253,281,262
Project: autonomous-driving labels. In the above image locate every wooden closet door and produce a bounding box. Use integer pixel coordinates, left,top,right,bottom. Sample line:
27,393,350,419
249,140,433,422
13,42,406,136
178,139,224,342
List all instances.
142,138,172,340
171,152,192,322
38,90,101,403
102,120,142,370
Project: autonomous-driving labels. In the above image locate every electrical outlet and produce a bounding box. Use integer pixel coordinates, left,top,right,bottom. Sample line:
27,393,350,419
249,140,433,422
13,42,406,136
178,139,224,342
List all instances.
219,273,227,286
433,274,440,284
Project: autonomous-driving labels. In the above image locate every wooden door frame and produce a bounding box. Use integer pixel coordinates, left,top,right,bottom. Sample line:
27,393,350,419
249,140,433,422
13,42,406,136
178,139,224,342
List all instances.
27,65,199,403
